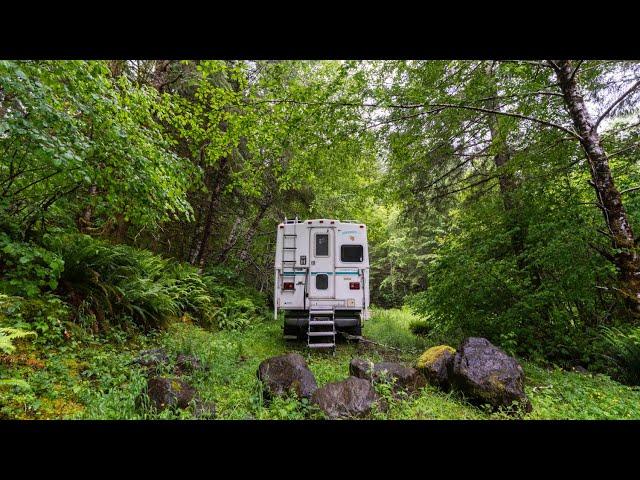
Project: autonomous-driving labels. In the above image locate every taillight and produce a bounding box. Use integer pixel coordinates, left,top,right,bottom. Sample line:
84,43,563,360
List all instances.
349,282,360,290
283,282,295,290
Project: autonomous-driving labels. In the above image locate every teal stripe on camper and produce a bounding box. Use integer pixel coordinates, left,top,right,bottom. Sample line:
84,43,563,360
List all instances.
283,271,360,276
309,271,359,275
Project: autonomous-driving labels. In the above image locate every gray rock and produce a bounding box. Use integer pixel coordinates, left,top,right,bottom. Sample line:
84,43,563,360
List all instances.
350,358,426,393
175,353,204,374
257,353,318,400
311,376,383,419
349,358,375,379
373,362,427,392
140,376,198,412
416,345,456,390
451,337,532,413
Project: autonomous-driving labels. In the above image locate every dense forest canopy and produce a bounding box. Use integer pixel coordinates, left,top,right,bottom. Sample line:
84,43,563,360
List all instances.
2,59,640,371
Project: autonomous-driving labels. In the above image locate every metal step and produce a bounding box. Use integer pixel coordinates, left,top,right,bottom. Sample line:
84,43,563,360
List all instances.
309,320,334,326
308,343,336,349
308,331,336,337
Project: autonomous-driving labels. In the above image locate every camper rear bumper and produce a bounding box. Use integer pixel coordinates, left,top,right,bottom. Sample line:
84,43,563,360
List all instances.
283,310,362,328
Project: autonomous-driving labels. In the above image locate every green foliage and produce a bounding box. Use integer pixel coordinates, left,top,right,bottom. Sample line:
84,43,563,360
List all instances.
404,166,620,362
0,326,36,354
0,60,193,235
45,233,214,329
0,293,70,345
601,326,640,385
0,232,64,297
200,266,269,330
365,308,431,352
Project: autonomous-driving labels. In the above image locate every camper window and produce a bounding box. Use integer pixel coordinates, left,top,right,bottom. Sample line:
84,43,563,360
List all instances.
315,234,329,256
341,244,363,262
316,274,329,289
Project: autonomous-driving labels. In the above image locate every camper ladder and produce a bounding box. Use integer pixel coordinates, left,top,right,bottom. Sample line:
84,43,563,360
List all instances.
282,219,297,270
307,308,336,351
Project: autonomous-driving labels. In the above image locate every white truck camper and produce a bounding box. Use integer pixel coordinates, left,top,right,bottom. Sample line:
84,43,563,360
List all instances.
274,217,370,350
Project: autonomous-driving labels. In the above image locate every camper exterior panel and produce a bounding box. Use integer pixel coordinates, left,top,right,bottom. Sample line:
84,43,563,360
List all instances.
274,219,370,325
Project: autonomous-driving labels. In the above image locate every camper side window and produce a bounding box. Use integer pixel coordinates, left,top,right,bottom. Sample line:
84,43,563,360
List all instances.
341,244,363,262
315,234,329,257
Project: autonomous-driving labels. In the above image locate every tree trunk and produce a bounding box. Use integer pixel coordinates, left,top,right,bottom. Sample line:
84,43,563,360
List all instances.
238,201,271,263
555,59,640,312
191,155,230,268
217,216,243,263
486,63,525,260
78,184,97,233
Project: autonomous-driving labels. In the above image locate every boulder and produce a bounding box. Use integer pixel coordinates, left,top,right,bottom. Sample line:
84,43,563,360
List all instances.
416,345,456,389
311,376,383,419
373,362,426,392
175,353,204,374
257,353,318,400
133,348,170,370
349,358,375,379
451,337,532,413
141,376,198,412
349,358,426,393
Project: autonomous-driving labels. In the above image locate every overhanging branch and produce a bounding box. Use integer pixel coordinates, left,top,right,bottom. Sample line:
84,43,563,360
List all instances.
594,79,640,131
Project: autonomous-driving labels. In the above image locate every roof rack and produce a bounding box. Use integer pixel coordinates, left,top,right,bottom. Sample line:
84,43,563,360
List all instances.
283,216,300,224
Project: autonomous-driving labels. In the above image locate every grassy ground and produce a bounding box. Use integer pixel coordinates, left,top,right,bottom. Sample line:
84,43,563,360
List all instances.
2,308,640,419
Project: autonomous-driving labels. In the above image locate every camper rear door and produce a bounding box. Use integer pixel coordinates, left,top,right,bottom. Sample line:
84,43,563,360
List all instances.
308,227,334,299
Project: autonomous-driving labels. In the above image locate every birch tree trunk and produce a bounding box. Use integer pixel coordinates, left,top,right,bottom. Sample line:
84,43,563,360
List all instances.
554,59,640,312
238,201,271,263
217,216,242,263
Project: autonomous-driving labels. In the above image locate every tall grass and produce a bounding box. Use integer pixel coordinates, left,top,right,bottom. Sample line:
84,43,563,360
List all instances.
364,308,431,353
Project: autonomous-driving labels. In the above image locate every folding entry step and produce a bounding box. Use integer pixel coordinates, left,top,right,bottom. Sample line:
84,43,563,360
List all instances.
307,309,336,351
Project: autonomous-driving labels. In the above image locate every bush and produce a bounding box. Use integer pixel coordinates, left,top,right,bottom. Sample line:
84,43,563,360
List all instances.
0,293,71,345
200,267,268,330
0,232,64,297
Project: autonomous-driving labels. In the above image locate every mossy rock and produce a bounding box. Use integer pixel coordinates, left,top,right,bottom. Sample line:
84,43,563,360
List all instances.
451,337,532,413
416,345,456,390
417,345,456,369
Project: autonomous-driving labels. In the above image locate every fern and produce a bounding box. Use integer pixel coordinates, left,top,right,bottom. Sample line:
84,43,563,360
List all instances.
0,327,36,354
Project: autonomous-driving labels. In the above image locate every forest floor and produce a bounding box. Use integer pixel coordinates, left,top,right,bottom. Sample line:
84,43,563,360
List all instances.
2,308,640,420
